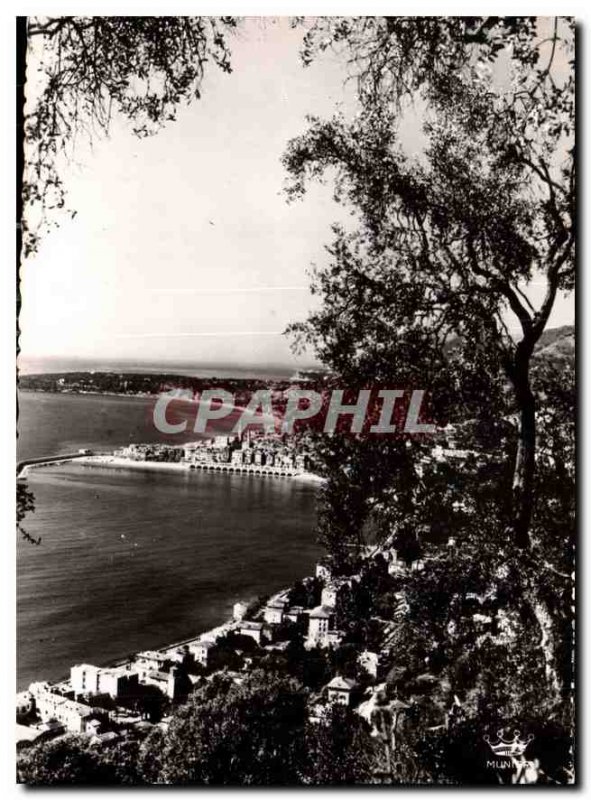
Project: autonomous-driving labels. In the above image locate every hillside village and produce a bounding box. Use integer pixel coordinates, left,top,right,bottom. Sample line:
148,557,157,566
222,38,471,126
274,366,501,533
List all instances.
17,516,495,768
114,430,312,476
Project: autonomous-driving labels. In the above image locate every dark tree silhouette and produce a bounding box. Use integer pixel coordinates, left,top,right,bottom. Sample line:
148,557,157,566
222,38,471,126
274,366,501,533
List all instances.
284,16,574,550
144,671,309,785
17,480,39,545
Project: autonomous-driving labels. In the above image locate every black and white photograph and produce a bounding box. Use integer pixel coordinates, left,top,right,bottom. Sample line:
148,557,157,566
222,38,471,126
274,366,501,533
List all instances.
14,11,576,787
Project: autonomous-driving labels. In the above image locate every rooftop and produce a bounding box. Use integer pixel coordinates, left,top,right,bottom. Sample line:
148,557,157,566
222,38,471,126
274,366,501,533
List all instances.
137,650,168,660
309,605,333,619
327,676,357,692
240,621,264,631
147,670,170,682
16,724,43,743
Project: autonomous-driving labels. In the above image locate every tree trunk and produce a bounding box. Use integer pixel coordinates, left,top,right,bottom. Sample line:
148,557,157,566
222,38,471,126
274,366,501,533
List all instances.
530,595,561,698
509,357,536,550
512,381,536,549
519,584,562,702
507,352,563,696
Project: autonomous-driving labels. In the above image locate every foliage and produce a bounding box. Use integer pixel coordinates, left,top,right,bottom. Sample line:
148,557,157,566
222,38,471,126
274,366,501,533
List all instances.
311,433,421,571
375,363,573,781
23,16,237,254
284,16,574,548
147,670,308,784
17,480,39,545
18,735,141,785
287,577,322,608
304,705,378,784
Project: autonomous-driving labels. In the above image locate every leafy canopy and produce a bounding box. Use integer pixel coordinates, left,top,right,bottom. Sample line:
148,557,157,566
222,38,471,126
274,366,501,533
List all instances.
23,16,237,254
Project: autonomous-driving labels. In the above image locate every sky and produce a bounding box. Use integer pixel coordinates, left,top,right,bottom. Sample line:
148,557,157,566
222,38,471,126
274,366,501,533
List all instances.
19,17,575,371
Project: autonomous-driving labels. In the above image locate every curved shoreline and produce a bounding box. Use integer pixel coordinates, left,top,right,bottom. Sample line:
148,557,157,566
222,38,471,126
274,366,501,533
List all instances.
23,453,327,484
19,459,322,692
43,586,292,696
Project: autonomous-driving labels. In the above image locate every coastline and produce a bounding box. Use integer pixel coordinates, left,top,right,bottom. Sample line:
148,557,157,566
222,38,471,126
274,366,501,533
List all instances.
18,387,156,400
37,580,296,696
23,454,327,484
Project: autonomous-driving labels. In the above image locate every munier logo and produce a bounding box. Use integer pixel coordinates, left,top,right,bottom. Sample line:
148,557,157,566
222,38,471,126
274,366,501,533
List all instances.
483,730,534,770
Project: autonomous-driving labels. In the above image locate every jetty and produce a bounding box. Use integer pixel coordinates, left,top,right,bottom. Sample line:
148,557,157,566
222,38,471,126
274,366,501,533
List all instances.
17,451,92,479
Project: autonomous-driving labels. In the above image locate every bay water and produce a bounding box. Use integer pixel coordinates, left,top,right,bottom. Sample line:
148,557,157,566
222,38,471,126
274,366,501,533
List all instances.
17,391,320,689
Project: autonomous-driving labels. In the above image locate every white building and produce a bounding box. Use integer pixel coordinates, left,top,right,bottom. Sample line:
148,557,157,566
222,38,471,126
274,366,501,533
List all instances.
231,450,244,466
167,648,188,665
29,683,95,733
306,606,333,646
238,620,265,645
16,723,45,749
233,601,248,621
385,548,407,576
263,600,286,626
323,629,345,649
316,563,332,582
320,582,342,609
71,663,139,700
135,651,169,673
326,676,357,706
358,650,380,678
142,666,182,700
86,719,102,737
295,454,308,470
190,640,215,667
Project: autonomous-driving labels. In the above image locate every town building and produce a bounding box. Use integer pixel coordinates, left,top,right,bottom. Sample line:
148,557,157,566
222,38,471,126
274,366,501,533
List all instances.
189,640,215,667
263,600,286,626
233,601,249,621
135,651,169,673
384,548,407,576
358,650,380,678
320,582,344,609
16,724,45,750
142,666,183,700
308,703,328,725
295,454,308,470
91,730,120,746
284,606,306,625
322,629,345,649
38,720,67,739
238,620,266,645
316,562,332,582
86,719,102,737
167,647,190,665
326,676,358,707
29,683,96,734
71,663,139,701
306,606,333,647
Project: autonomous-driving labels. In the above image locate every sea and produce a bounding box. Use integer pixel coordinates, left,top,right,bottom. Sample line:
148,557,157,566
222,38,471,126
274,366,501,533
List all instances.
17,389,321,690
